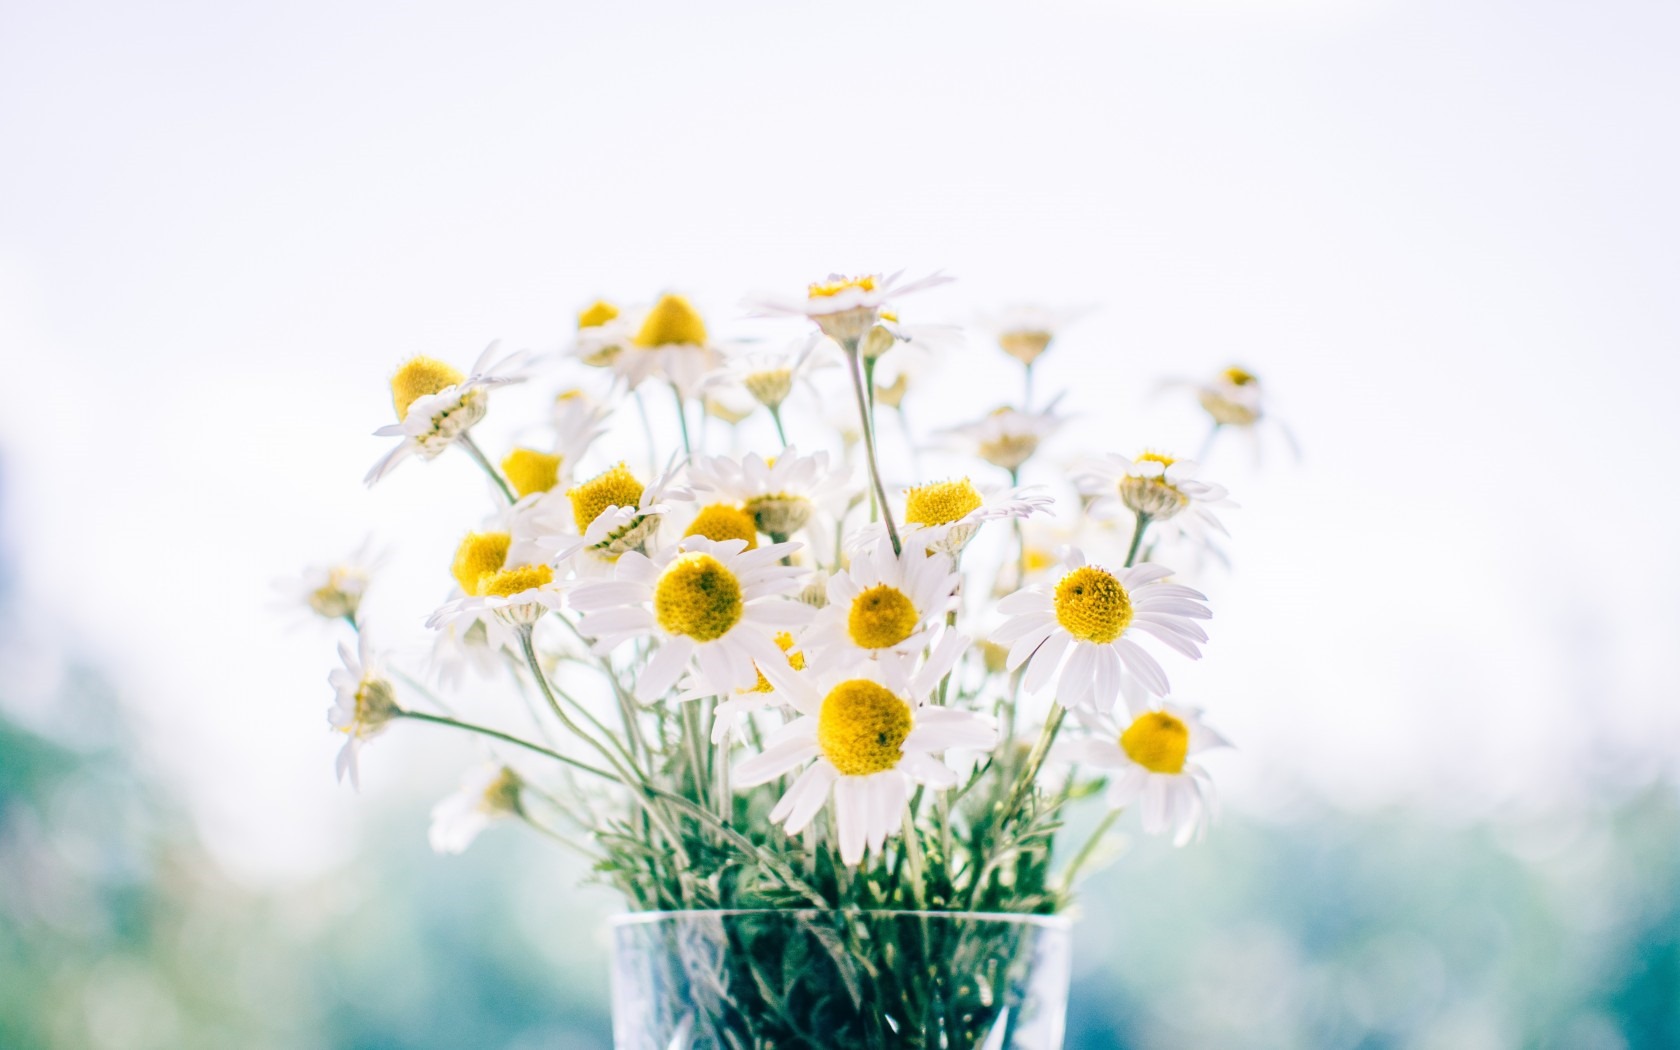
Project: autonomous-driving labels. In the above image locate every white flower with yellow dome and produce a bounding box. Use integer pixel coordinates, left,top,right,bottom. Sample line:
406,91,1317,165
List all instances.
990,548,1210,711
1075,452,1233,543
805,535,960,663
569,536,811,702
748,271,952,348
891,477,1053,553
601,293,723,397
365,342,529,485
943,403,1066,473
734,632,994,866
1057,701,1228,846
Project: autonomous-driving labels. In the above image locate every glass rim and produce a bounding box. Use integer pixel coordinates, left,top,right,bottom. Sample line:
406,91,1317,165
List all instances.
609,908,1071,931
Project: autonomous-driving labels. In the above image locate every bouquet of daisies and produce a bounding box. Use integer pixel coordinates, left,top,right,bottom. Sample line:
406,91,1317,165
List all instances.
302,271,1279,1047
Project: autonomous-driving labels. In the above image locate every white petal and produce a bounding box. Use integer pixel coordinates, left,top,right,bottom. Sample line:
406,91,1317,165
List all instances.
635,638,695,701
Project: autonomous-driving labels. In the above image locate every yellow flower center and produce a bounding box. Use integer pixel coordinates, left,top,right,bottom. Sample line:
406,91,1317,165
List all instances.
1135,451,1177,470
1120,711,1190,774
1053,566,1132,644
1222,366,1257,387
653,552,743,641
808,275,878,299
568,463,645,531
684,503,759,550
817,679,912,776
578,300,619,329
634,294,708,348
847,584,919,650
480,563,553,598
390,356,465,420
745,631,806,694
451,532,511,596
903,478,983,528
501,448,562,499
998,329,1053,366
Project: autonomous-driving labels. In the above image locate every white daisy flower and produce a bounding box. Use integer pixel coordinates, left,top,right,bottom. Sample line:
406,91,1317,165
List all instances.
365,342,529,485
1194,365,1265,428
602,293,723,397
428,616,509,691
1075,452,1234,540
943,402,1067,473
686,447,853,542
978,304,1090,368
427,560,567,630
734,632,994,866
428,765,524,854
748,271,952,348
1058,701,1228,846
569,536,811,702
277,539,382,623
990,548,1211,711
893,477,1053,554
706,334,832,412
327,633,401,789
569,299,634,369
529,459,689,569
806,536,960,663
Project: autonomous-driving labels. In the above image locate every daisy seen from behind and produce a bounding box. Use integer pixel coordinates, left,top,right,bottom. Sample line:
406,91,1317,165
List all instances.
1076,451,1234,544
327,632,401,789
366,342,529,485
686,447,852,542
735,632,995,866
990,547,1211,712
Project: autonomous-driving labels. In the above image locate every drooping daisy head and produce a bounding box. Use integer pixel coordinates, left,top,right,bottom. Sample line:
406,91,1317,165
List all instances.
944,403,1066,473
896,477,1052,553
1059,701,1228,846
365,342,529,485
280,540,381,623
1197,365,1264,427
429,556,563,630
327,633,402,789
428,765,525,855
707,335,830,412
979,305,1089,367
686,448,852,542
564,460,679,561
569,536,812,702
1075,453,1235,554
572,299,631,368
733,632,995,865
808,536,960,662
747,270,953,350
990,548,1211,712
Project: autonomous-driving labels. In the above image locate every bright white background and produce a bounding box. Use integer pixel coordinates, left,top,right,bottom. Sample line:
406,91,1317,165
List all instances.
2,0,1677,885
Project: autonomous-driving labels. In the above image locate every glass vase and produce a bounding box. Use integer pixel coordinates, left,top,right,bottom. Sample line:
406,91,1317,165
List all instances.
609,909,1071,1049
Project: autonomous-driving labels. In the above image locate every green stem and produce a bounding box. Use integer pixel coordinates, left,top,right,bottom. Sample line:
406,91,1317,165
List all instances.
1125,512,1152,568
1058,806,1122,892
632,387,659,477
670,381,692,456
1023,361,1034,411
1197,421,1223,463
844,345,901,555
458,433,516,504
998,703,1067,828
517,808,605,865
768,403,789,447
397,710,613,782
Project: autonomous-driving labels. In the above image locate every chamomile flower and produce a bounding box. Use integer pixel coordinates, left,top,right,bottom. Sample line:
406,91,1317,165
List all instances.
605,294,723,397
707,335,831,412
1076,452,1233,541
686,447,852,541
571,299,633,369
569,536,811,702
991,549,1211,711
429,765,525,854
1195,366,1264,428
943,403,1066,473
327,633,401,789
806,536,960,662
556,459,689,566
895,477,1052,553
978,305,1089,367
279,540,382,623
1058,702,1228,846
365,342,529,485
735,633,994,866
428,616,508,690
748,271,953,348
